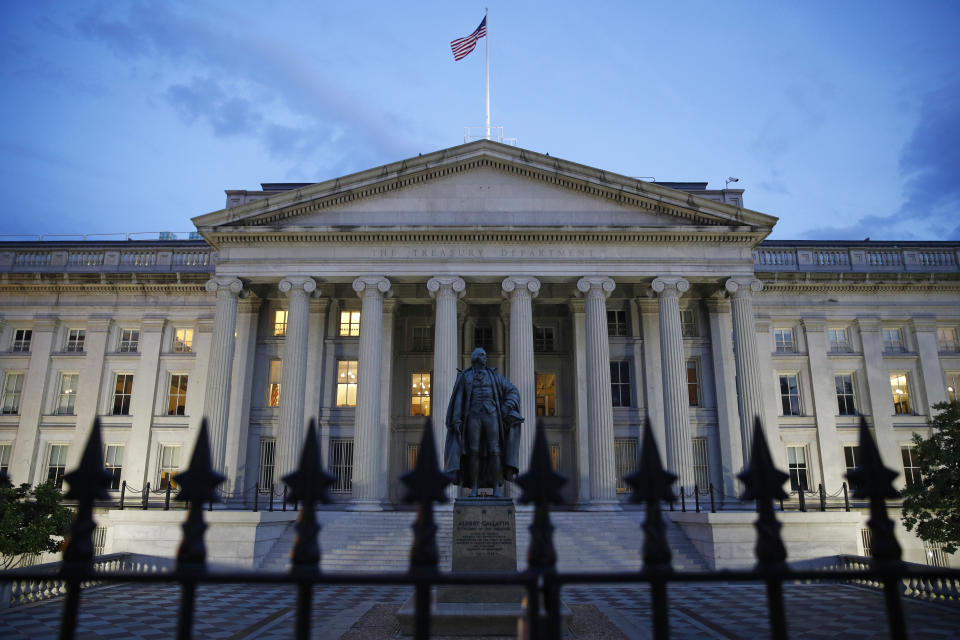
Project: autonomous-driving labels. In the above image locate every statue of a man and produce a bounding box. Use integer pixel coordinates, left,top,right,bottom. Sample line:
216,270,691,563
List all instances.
444,347,524,497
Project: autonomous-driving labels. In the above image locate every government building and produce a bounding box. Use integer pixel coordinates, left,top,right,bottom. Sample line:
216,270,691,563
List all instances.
1,140,958,565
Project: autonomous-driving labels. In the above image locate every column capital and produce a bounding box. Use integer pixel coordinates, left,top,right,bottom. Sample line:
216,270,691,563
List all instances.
279,276,318,297
205,276,245,295
501,276,540,298
724,277,762,297
353,276,391,296
651,276,690,297
427,276,466,299
576,276,615,298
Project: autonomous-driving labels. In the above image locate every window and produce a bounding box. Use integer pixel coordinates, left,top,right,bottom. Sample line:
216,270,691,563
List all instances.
1,372,24,415
774,328,795,353
550,444,560,472
56,373,79,415
829,328,850,353
778,374,801,416
607,310,627,337
111,374,134,415
844,445,861,492
158,445,181,490
786,445,809,492
835,374,857,416
938,327,958,352
410,372,431,416
534,326,555,352
47,444,68,489
406,444,420,470
923,541,951,568
901,446,921,488
118,329,140,353
614,437,638,493
686,359,700,406
339,310,360,337
861,528,873,557
173,328,193,353
167,374,188,416
267,360,281,407
890,373,911,415
947,372,960,402
105,445,123,490
329,438,354,493
412,326,433,352
473,326,493,352
65,329,85,353
336,361,358,407
273,310,288,337
0,443,11,477
12,329,32,352
882,328,904,352
692,437,710,490
536,373,556,417
680,308,698,337
258,439,276,491
610,361,631,407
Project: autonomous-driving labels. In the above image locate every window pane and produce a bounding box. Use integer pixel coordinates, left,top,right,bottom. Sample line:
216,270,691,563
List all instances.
536,373,556,417
686,360,699,406
337,361,358,407
890,373,910,414
410,373,431,416
274,310,288,336
268,360,282,407
173,329,193,352
614,437,638,493
339,311,360,337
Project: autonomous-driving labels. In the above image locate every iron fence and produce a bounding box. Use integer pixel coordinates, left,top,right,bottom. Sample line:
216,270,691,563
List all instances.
1,414,959,639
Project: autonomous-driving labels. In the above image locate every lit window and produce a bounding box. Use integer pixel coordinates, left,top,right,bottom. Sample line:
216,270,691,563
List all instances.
65,329,86,353
339,310,360,337
173,328,193,353
47,444,68,489
882,328,904,352
56,373,79,415
274,310,288,337
267,360,281,407
0,443,12,477
2,372,24,415
686,359,700,406
890,373,911,415
534,326,555,352
901,446,921,488
843,445,860,492
12,329,32,352
550,443,560,472
680,308,699,337
167,374,188,416
779,374,801,416
692,437,710,490
835,374,857,416
610,361,631,407
329,438,353,493
774,328,794,353
947,372,959,402
118,329,140,353
258,439,275,492
105,445,123,490
410,372,431,416
407,444,420,470
829,328,850,353
536,373,556,416
473,326,493,352
111,374,134,415
412,326,433,352
158,445,181,490
336,361,358,407
938,327,958,352
614,437,638,493
607,309,627,337
786,445,809,492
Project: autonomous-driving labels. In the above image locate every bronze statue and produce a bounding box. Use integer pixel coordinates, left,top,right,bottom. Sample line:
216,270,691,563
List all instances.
444,347,523,497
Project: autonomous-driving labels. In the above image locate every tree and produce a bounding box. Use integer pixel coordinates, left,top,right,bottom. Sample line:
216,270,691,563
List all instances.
0,480,73,569
901,400,960,554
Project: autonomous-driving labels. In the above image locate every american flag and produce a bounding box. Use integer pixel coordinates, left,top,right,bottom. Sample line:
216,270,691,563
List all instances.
450,17,487,61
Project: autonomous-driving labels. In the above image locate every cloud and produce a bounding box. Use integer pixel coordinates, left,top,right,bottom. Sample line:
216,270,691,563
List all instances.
165,77,262,137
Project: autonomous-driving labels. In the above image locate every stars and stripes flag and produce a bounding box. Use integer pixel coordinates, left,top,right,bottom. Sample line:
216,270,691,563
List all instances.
450,16,487,61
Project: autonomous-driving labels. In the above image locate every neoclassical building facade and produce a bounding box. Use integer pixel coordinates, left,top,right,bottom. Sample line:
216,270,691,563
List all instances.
1,141,959,525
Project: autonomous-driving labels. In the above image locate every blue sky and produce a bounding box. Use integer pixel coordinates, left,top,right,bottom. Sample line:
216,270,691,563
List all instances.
1,1,958,240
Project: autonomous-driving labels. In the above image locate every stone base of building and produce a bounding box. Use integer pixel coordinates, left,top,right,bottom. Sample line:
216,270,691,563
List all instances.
396,591,571,636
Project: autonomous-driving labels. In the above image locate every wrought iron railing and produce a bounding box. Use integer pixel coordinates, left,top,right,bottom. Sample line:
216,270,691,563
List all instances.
1,415,958,639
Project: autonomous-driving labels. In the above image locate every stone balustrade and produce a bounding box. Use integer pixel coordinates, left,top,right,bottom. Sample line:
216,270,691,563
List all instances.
754,243,960,273
0,242,216,274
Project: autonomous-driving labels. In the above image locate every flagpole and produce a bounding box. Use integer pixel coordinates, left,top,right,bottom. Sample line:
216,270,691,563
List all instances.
485,7,490,141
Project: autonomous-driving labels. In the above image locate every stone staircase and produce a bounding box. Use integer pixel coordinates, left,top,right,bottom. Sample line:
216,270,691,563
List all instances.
258,508,707,572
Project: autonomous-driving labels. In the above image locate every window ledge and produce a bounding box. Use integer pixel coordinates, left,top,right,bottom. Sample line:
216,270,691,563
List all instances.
0,414,21,425
152,416,190,428
777,416,817,427
107,352,141,358
40,415,76,427
163,352,196,357
892,415,929,426
98,415,133,427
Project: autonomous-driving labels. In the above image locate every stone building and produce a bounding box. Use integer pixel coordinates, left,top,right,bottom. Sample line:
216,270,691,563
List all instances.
1,140,958,563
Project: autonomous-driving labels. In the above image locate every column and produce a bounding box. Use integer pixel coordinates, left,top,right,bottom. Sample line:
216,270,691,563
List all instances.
202,276,244,472
913,317,948,412
858,318,901,471
638,298,668,461
68,317,112,470
577,277,619,506
802,318,844,491
568,299,590,503
706,295,743,496
725,277,766,463
428,276,466,468
502,276,540,474
125,316,165,489
225,297,262,495
652,277,695,489
10,316,57,484
350,276,391,510
276,277,318,477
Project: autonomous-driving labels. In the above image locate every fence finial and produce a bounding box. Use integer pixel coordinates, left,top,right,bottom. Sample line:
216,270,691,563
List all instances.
517,420,566,572
62,418,113,567
174,419,225,567
401,419,451,569
283,420,334,572
846,416,901,563
738,417,788,567
626,419,676,569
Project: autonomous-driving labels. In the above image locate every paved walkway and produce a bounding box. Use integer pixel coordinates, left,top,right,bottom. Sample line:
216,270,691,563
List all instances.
2,581,959,638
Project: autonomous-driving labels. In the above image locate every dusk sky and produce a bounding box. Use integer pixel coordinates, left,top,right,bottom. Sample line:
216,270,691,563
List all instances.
1,2,958,241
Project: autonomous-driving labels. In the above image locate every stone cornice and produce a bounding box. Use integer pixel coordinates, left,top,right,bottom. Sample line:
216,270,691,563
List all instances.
758,281,960,295
0,283,210,295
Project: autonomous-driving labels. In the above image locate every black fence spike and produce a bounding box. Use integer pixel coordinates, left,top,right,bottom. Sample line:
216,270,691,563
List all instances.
283,420,334,573
626,418,676,570
517,419,567,571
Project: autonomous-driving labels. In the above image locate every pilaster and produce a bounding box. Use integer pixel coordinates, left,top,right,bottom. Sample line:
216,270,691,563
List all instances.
123,316,166,489
69,316,112,470
225,297,262,495
637,297,667,461
857,318,900,473
10,316,57,484
706,295,742,496
378,296,398,503
802,318,844,491
568,298,590,503
913,317,948,412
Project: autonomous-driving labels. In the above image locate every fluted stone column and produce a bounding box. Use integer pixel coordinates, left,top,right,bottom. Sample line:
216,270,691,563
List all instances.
501,276,539,474
428,276,466,462
276,277,317,477
577,277,619,506
725,277,765,462
652,277,695,489
350,276,391,510
203,277,244,472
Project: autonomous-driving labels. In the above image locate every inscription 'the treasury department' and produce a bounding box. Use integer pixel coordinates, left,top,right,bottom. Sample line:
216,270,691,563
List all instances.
373,246,598,259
